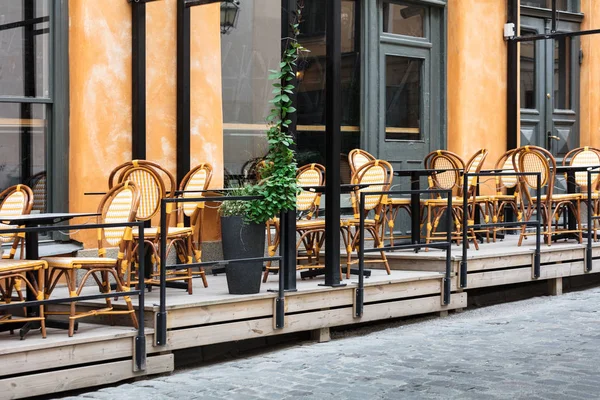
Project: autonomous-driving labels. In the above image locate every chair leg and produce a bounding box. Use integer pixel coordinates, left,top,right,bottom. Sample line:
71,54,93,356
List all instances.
111,270,138,330
67,269,77,337
38,268,46,338
370,227,390,275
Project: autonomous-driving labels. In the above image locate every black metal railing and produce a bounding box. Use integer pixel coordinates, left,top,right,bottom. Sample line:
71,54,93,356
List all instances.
155,194,286,346
0,221,147,371
586,167,600,272
356,189,454,317
460,171,542,288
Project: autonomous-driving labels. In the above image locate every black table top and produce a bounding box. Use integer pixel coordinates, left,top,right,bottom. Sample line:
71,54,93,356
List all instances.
0,212,99,225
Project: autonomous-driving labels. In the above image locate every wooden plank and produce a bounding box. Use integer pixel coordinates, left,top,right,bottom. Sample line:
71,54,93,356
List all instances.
539,248,584,264
364,279,442,303
167,298,274,329
387,257,450,272
163,294,466,351
166,278,445,331
286,289,354,314
467,254,532,272
548,277,563,296
0,336,134,377
0,325,141,356
466,262,585,289
0,354,174,400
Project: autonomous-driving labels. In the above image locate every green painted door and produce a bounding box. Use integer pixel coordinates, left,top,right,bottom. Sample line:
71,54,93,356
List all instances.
520,15,580,161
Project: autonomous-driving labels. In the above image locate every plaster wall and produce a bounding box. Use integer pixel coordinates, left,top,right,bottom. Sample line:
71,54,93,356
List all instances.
447,0,508,187
69,0,223,246
580,0,600,148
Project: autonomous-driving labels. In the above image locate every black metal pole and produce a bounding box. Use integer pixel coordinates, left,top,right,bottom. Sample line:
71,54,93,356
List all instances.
587,169,593,272
20,0,35,184
460,173,468,288
444,193,452,305
506,0,519,151
135,224,147,371
177,0,191,183
275,210,286,328
551,0,557,33
156,199,168,346
411,171,420,250
356,192,365,317
323,0,343,286
281,0,297,291
132,0,147,159
534,174,541,279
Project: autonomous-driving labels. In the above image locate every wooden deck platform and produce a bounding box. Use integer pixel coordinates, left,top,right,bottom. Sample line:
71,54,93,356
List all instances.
4,235,599,398
381,235,600,292
0,268,465,399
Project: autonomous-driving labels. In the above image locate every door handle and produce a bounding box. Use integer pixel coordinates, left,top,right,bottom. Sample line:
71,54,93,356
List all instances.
549,135,560,141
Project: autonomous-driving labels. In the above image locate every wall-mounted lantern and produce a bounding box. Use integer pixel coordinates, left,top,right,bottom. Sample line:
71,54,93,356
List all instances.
220,0,240,34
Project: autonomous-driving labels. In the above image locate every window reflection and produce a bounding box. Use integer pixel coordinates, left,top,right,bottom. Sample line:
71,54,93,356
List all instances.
0,0,50,213
520,31,536,110
554,37,571,110
0,0,51,98
382,1,425,37
0,103,47,211
296,0,361,180
220,0,279,186
385,56,422,141
521,0,571,11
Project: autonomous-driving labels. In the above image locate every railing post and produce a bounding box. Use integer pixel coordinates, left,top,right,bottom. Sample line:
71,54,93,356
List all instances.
155,199,168,346
355,192,365,318
533,173,541,279
444,192,452,305
135,223,147,371
586,168,593,272
460,172,468,288
275,210,286,329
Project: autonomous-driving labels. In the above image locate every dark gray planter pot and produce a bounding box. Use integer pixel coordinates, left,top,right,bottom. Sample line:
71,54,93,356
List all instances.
221,215,265,294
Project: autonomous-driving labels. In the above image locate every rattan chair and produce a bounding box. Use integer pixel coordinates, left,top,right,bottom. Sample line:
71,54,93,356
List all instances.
28,172,47,213
348,149,411,246
263,163,326,282
464,149,492,241
563,147,600,240
422,150,480,250
0,258,47,338
0,185,34,260
110,160,195,294
341,159,393,278
43,181,140,336
176,163,213,287
513,145,582,246
488,149,523,241
127,162,194,291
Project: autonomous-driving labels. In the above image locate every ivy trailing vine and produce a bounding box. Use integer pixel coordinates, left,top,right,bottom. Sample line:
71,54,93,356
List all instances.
243,3,307,225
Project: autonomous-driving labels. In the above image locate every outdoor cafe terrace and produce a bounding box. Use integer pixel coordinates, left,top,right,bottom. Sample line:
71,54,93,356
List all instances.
2,146,600,398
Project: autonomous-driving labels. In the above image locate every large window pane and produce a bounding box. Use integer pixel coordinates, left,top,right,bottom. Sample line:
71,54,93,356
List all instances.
385,56,422,141
0,0,51,98
382,1,425,37
220,0,279,185
0,103,47,211
554,37,571,110
521,0,573,11
520,31,536,109
296,0,360,180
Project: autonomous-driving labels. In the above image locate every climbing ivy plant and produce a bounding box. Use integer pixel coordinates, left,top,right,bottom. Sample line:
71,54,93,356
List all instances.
244,3,307,225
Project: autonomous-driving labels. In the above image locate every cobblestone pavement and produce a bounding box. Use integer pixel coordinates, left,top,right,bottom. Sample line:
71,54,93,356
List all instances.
62,288,600,400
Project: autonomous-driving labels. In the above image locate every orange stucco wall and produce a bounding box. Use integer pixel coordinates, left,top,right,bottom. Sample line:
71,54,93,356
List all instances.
69,0,223,246
580,0,600,148
447,0,508,189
